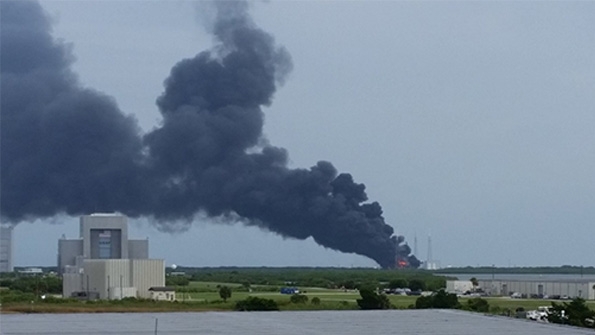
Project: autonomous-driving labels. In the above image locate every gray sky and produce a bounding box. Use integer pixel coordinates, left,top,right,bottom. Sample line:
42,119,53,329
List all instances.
13,1,595,268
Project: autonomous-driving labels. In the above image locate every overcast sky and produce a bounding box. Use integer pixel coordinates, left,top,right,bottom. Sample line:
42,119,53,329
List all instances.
12,1,595,268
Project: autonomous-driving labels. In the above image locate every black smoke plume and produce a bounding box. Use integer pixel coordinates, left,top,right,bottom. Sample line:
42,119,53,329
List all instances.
0,0,419,268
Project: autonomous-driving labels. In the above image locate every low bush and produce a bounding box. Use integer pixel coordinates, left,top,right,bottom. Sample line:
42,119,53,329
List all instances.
415,290,460,309
289,294,308,304
234,297,279,311
356,288,391,310
466,297,489,313
0,290,36,303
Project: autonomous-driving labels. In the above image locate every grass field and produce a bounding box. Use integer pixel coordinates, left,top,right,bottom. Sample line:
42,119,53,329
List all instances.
2,280,594,314
178,281,595,312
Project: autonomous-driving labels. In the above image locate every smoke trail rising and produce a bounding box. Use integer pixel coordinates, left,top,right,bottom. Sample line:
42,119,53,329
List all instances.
0,1,419,268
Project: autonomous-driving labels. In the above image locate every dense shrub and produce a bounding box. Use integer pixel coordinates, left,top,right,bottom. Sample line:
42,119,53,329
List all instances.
425,277,447,291
40,296,78,304
549,298,595,328
234,297,279,311
466,297,490,312
311,297,321,305
0,290,36,303
415,290,460,309
387,278,408,289
408,279,426,292
356,288,391,310
186,267,443,291
289,294,308,304
1,276,62,294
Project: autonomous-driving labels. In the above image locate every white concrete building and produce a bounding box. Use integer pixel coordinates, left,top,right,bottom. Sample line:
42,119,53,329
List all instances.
149,287,176,301
61,214,164,299
0,225,14,273
58,214,148,275
69,259,165,299
446,279,595,300
446,280,474,294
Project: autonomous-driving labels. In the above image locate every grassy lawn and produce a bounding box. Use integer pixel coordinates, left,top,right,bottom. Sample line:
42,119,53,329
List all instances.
181,282,595,312
3,280,593,314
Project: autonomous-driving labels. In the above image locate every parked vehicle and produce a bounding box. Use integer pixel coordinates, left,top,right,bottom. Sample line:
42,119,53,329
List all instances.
280,287,299,295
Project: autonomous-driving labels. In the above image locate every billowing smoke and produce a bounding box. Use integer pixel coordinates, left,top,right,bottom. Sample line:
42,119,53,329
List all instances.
0,0,419,268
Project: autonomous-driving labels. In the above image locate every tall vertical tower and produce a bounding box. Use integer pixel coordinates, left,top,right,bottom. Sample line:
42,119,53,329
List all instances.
0,225,14,273
426,234,433,270
413,233,418,257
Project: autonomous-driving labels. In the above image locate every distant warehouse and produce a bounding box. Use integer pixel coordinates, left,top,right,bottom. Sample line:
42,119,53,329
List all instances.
447,279,595,300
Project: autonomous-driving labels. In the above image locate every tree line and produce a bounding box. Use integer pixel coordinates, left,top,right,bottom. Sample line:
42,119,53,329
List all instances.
169,266,447,291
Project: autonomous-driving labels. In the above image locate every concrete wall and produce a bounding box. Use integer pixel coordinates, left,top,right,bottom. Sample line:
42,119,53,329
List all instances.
0,225,13,273
65,259,165,299
131,259,165,299
85,259,133,300
57,239,83,274
109,287,137,300
128,239,149,259
477,279,595,300
446,280,473,294
62,272,83,298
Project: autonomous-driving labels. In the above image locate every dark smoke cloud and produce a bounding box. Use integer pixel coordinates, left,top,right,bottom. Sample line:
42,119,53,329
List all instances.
1,1,147,220
0,0,419,268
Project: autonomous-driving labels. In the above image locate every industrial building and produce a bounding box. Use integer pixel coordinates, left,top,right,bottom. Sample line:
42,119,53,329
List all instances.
60,214,165,299
58,214,149,274
447,279,595,300
0,225,14,273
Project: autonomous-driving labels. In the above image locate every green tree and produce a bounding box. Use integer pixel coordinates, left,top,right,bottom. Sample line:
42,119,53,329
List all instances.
388,278,408,289
311,297,321,305
242,281,251,290
356,288,391,310
549,298,595,328
290,293,308,304
466,297,489,312
235,297,279,311
6,276,62,294
415,289,460,309
218,286,232,302
425,277,447,291
338,280,357,290
408,279,426,292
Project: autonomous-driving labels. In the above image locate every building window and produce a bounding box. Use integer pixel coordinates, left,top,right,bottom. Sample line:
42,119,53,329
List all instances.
98,230,112,259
